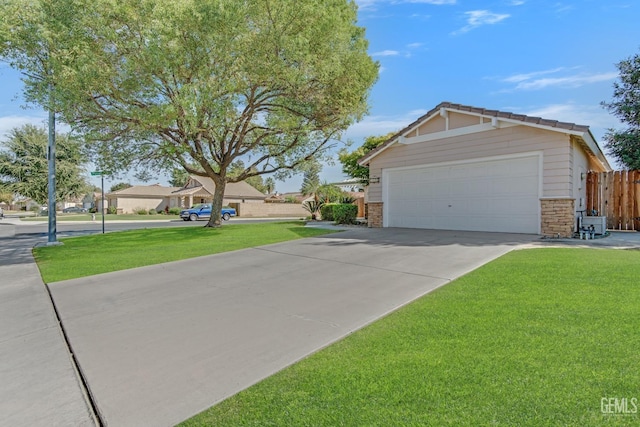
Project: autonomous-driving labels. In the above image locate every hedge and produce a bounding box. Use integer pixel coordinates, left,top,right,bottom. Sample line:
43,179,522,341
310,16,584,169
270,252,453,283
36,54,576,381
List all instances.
320,203,338,221
334,204,357,224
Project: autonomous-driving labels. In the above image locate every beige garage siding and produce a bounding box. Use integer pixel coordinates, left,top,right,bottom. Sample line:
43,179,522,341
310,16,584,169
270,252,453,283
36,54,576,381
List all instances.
368,125,572,202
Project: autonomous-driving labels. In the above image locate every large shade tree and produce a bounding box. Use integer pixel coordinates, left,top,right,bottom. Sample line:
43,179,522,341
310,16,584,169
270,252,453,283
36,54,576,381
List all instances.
602,50,640,169
4,0,378,227
0,124,88,204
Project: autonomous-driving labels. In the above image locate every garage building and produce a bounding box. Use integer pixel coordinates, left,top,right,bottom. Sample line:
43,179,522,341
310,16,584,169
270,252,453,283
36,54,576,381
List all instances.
358,102,611,237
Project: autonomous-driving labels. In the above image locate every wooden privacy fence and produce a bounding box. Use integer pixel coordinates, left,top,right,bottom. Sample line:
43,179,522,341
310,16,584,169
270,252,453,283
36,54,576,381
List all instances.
586,171,640,231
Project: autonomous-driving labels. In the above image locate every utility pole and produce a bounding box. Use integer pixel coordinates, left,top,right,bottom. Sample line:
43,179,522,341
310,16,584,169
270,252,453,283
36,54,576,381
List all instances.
91,171,105,233
47,87,58,245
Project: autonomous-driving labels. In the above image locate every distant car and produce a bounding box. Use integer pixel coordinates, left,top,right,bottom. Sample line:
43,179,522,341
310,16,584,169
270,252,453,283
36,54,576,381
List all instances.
180,204,236,221
62,206,87,213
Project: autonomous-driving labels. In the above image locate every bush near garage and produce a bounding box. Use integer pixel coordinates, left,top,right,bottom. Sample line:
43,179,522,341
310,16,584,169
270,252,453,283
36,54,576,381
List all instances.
168,207,181,215
320,203,338,221
333,204,357,224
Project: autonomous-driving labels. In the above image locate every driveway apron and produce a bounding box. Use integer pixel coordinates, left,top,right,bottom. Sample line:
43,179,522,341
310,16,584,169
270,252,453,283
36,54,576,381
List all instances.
48,227,535,426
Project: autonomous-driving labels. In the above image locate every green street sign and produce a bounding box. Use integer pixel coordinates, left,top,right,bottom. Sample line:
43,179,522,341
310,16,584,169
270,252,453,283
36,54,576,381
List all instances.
91,171,103,176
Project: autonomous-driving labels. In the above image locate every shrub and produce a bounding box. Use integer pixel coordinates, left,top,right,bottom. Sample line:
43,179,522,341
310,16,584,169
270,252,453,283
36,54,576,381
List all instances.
340,195,356,204
107,206,117,215
302,200,324,220
320,203,338,221
148,209,157,215
168,207,181,215
334,204,357,224
133,207,148,215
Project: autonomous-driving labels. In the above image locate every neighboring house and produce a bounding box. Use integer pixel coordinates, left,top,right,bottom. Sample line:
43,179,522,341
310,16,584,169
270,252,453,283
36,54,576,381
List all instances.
358,102,612,237
107,184,182,213
172,176,266,208
13,198,41,212
280,192,308,203
106,177,268,214
264,193,285,203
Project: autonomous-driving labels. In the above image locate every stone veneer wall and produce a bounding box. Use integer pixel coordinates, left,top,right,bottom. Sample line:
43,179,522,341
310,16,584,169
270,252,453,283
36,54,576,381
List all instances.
367,202,383,228
541,198,575,238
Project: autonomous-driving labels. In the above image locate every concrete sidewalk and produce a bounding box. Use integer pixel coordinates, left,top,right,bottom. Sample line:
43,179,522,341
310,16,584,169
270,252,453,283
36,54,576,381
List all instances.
0,222,97,426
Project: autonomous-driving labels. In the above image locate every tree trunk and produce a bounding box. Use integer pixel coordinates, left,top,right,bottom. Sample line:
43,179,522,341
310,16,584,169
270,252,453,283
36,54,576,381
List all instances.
205,177,226,228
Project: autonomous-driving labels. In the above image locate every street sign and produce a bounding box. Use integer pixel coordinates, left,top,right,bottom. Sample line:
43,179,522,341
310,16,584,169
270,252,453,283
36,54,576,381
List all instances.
90,171,103,176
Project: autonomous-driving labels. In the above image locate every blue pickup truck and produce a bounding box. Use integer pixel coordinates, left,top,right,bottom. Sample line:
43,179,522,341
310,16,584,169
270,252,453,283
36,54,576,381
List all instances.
179,204,237,221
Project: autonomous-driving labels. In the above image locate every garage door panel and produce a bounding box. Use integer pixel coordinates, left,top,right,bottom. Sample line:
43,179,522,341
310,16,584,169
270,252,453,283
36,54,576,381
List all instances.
385,156,540,233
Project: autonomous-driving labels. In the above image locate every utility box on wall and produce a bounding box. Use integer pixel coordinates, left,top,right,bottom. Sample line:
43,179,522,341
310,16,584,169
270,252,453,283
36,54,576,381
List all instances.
581,216,607,235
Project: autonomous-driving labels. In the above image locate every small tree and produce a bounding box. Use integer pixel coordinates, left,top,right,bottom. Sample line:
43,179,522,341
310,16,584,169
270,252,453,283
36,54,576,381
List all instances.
264,177,276,194
300,160,321,202
317,181,344,203
338,132,395,185
302,200,324,221
0,188,12,205
602,50,640,169
109,182,132,193
0,124,88,204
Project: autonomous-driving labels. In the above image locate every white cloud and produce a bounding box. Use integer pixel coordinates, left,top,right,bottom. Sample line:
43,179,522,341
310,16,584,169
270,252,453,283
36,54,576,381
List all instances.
509,0,525,5
0,114,48,139
372,50,401,57
357,0,455,12
520,102,622,141
553,3,574,14
453,10,510,34
511,72,618,91
343,109,429,142
407,42,424,49
502,67,568,84
403,0,456,3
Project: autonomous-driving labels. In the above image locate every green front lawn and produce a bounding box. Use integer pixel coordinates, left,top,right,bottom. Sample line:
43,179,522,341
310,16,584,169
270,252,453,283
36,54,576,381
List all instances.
33,221,335,282
180,248,640,426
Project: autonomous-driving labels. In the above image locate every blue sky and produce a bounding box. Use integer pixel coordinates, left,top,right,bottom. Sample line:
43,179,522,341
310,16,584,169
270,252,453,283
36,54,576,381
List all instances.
1,0,638,193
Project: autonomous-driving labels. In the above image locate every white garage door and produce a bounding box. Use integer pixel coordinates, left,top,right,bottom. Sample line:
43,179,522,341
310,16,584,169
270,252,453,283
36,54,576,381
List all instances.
384,154,540,233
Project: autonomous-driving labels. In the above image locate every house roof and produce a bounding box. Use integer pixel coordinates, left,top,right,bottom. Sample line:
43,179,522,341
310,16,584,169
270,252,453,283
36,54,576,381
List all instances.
175,176,266,200
358,101,611,170
108,184,181,197
106,178,266,200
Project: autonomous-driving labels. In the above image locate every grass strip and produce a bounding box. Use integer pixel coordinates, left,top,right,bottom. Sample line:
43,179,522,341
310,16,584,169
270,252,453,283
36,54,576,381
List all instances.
33,221,335,282
180,248,640,427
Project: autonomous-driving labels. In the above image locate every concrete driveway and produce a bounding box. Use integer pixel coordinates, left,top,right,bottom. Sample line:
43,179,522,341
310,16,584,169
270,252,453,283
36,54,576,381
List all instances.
48,227,536,426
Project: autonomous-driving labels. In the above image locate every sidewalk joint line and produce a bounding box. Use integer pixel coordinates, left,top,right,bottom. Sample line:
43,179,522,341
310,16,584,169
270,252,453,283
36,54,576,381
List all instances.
44,282,104,427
